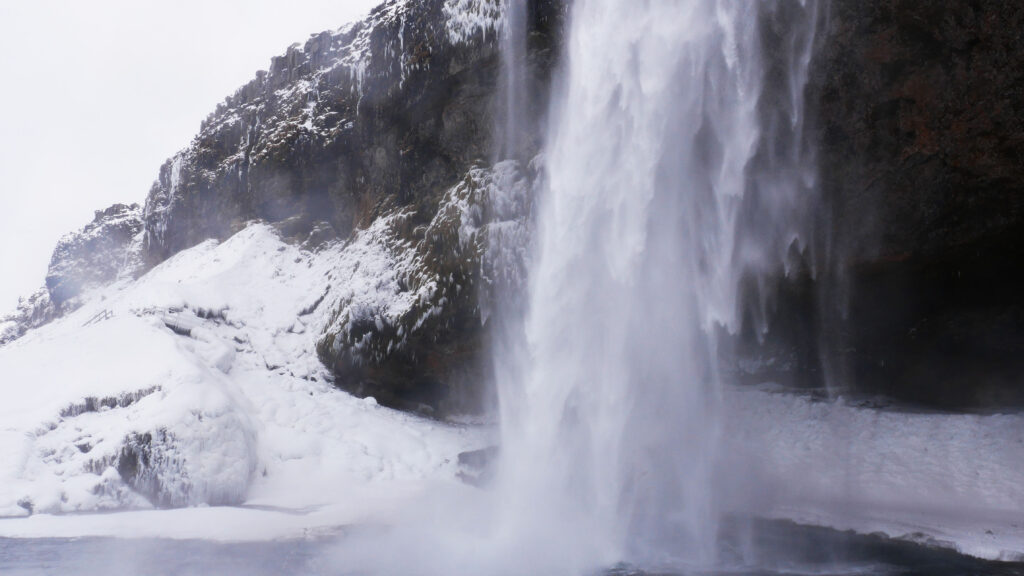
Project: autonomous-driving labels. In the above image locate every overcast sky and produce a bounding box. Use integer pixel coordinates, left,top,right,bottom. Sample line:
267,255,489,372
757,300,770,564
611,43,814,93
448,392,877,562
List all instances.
0,0,382,312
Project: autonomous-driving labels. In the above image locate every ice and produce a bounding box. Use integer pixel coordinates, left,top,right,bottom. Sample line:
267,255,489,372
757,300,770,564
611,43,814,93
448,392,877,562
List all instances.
443,0,505,45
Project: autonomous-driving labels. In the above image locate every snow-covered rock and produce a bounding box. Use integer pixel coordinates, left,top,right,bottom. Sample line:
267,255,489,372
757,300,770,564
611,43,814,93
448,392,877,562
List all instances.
0,289,58,347
3,0,566,414
0,223,481,517
315,159,536,415
113,0,564,414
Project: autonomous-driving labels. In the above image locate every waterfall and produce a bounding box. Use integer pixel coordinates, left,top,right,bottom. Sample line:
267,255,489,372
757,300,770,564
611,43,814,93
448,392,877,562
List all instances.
492,0,821,571
331,1,821,573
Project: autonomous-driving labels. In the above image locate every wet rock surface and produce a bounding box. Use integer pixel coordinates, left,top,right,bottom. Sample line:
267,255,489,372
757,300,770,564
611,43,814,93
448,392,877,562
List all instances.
740,1,1024,410
814,1,1024,409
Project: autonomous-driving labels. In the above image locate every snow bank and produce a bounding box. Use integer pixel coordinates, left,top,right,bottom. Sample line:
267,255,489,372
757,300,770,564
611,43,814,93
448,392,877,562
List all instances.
722,387,1024,561
0,223,479,520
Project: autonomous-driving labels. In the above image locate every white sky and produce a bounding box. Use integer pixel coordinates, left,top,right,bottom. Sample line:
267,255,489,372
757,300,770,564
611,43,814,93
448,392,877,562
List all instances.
0,0,383,312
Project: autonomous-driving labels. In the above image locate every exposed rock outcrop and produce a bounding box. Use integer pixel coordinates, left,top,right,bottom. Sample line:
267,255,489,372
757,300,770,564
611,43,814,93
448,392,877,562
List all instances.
134,0,563,415
141,0,563,264
315,159,536,415
143,0,503,263
46,203,144,305
0,289,58,346
3,0,564,417
815,1,1024,408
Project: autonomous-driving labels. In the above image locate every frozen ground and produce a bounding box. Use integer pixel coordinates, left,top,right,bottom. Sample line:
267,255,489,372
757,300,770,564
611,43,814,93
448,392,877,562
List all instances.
722,387,1024,562
0,222,1023,564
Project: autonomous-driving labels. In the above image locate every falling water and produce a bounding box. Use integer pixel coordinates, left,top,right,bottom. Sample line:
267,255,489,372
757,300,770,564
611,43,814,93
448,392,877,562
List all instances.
331,1,820,573
492,0,820,571
496,0,528,161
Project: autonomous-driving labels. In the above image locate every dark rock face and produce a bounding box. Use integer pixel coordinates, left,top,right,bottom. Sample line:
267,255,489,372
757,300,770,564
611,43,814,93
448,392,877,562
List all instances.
815,2,1024,264
745,1,1024,409
142,0,502,263
816,1,1024,409
315,159,537,416
46,203,144,306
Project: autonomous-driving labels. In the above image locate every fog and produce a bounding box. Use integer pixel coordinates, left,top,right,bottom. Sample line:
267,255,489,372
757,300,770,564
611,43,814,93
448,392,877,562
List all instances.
0,0,381,311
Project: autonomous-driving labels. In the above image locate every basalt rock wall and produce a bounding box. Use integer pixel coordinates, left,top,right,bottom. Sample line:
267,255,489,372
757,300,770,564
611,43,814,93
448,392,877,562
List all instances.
751,1,1024,409
9,0,1021,414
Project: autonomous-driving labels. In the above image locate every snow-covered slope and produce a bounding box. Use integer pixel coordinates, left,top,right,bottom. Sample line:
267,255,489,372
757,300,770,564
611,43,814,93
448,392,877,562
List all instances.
0,222,482,520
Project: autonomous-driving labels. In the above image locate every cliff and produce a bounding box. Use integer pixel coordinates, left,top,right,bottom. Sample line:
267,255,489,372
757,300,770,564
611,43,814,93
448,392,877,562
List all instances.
5,0,1022,414
3,0,564,417
814,1,1024,408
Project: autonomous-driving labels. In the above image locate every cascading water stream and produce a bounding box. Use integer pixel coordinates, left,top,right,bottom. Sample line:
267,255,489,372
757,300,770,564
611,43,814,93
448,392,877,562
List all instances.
491,0,820,571
335,1,820,573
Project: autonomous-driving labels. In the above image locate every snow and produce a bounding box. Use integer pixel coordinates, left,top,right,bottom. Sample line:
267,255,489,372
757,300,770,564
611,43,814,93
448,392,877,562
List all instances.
0,481,456,542
0,222,481,528
1,222,1023,562
320,210,439,361
721,387,1024,561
